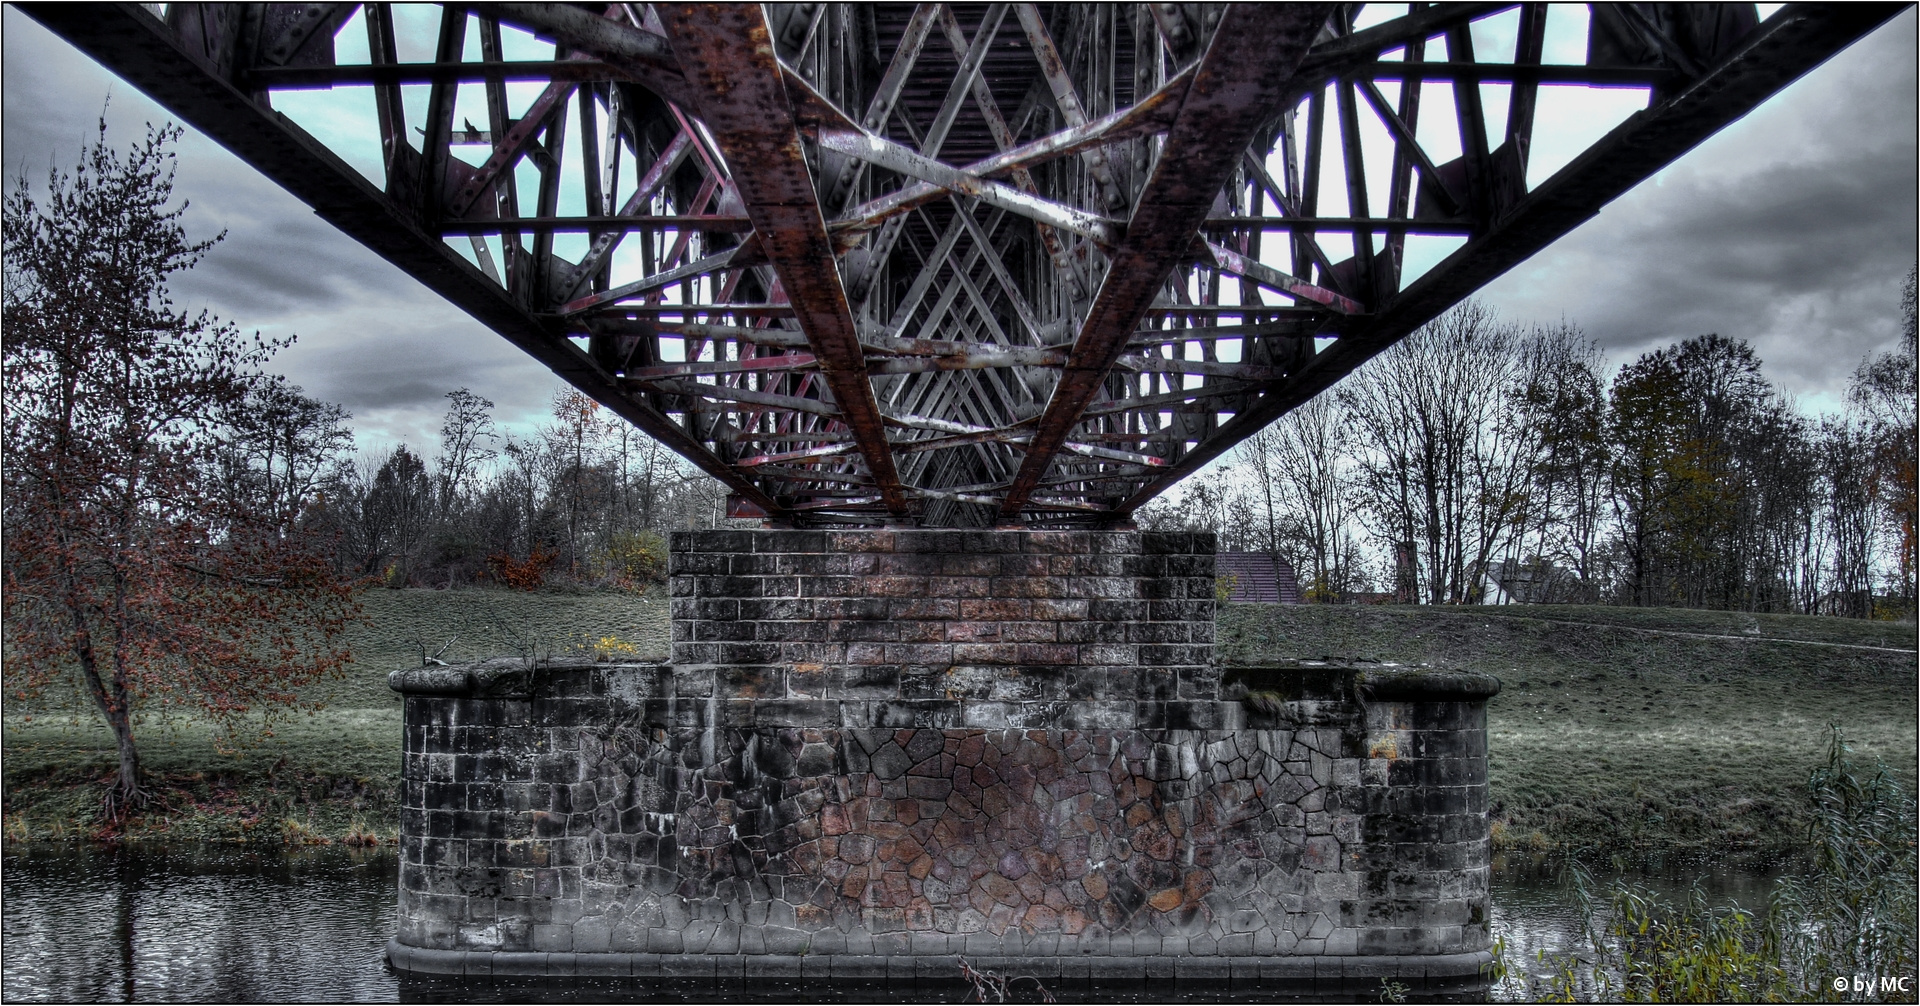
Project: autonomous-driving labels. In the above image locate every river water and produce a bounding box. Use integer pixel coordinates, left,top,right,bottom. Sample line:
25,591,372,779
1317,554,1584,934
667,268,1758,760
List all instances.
0,844,1785,1003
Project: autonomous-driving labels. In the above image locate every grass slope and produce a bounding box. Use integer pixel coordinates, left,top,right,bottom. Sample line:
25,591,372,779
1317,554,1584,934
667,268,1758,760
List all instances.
5,591,1911,855
2,587,666,844
325,584,669,706
1219,603,1918,855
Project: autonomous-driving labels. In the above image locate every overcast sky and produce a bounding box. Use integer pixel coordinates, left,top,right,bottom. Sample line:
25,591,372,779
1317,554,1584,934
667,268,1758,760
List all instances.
3,4,1914,457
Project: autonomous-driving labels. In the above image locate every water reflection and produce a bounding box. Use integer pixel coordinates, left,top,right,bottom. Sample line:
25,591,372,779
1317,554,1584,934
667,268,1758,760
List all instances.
3,844,1785,1003
3,845,398,1003
1488,851,1790,998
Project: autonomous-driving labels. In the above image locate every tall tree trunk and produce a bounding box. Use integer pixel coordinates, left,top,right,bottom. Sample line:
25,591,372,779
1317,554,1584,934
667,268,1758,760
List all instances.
108,692,141,811
71,607,142,816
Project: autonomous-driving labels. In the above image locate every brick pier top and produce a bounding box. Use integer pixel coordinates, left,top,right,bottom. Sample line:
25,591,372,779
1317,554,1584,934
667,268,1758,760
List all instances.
670,529,1218,682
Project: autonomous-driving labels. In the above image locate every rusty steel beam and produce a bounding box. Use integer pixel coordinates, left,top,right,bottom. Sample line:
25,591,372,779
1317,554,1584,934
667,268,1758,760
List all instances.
1013,3,1124,211
998,3,1336,518
559,246,744,315
1118,1,1906,515
653,323,813,349
1203,240,1363,315
1199,217,1478,233
246,58,622,86
590,304,797,316
867,350,1065,376
735,443,858,467
832,64,1191,236
434,214,753,234
15,1,783,516
444,74,579,217
640,378,843,417
623,353,817,381
653,2,908,515
1347,62,1682,86
816,2,938,210
1294,2,1516,79
557,129,696,300
817,131,1122,244
483,2,696,106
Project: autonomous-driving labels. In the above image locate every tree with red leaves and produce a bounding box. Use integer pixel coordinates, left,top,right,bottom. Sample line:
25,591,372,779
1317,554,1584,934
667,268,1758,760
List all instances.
2,119,360,818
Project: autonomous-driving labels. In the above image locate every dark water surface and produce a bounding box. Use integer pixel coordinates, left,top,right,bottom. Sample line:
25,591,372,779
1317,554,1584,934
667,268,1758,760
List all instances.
1,844,1782,1003
1484,851,1787,999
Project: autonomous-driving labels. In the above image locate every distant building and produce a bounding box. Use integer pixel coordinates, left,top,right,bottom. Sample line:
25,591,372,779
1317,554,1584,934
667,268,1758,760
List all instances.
1217,552,1303,604
1481,558,1584,605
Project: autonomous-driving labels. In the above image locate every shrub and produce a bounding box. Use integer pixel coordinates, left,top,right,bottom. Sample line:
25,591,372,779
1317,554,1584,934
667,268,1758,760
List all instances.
1214,573,1240,603
487,546,555,591
1514,732,1918,1002
606,530,669,587
1771,729,1918,996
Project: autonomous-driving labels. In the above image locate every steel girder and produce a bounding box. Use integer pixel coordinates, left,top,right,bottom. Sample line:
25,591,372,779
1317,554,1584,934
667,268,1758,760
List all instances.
22,3,1903,527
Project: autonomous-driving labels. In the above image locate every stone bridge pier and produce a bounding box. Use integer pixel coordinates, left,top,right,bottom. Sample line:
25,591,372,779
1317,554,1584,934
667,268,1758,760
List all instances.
387,529,1499,988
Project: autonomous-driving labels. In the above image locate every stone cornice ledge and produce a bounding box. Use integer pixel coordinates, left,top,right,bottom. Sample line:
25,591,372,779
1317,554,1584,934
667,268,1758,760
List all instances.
1354,665,1502,702
388,657,670,698
1224,661,1501,703
388,658,1498,706
387,938,1494,982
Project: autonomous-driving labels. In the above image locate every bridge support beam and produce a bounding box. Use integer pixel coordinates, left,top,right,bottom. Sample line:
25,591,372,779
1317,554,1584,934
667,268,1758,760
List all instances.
387,530,1499,987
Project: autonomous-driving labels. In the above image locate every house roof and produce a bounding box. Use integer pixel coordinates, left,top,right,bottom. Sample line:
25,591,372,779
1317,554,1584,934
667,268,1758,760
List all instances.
1217,552,1303,604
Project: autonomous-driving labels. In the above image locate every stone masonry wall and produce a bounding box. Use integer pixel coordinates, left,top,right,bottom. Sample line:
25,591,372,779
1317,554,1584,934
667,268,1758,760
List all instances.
388,530,1497,983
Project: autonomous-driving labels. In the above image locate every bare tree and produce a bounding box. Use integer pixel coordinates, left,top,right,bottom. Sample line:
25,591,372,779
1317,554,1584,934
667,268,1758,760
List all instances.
1607,334,1822,612
436,388,498,515
1511,324,1610,599
217,378,355,542
1236,425,1287,557
1849,265,1917,606
364,445,434,586
1238,396,1357,600
540,389,613,575
1338,302,1535,604
1820,417,1879,616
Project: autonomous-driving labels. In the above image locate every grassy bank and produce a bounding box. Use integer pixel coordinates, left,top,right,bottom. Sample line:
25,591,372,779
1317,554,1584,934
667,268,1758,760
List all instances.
1220,603,1918,855
1,710,400,844
5,591,1912,855
1,586,668,844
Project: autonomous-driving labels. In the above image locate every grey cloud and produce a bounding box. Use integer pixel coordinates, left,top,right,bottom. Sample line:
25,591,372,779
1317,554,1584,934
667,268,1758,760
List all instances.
262,298,559,443
3,6,567,443
1480,11,1917,405
1568,149,1914,336
178,217,362,315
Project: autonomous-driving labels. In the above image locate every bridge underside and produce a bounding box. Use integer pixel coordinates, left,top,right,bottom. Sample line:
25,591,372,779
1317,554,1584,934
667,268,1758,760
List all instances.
25,2,1899,526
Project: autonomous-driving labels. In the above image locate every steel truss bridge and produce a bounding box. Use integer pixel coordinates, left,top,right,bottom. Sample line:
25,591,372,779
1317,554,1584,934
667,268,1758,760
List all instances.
24,2,1902,526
